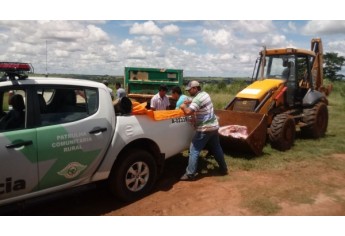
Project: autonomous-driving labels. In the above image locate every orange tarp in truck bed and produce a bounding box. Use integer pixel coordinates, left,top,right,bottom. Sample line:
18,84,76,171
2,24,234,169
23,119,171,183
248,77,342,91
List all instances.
132,102,185,121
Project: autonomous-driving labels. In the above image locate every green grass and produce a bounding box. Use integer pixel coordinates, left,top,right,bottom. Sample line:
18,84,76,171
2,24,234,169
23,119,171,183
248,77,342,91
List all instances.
242,197,282,215
203,80,345,171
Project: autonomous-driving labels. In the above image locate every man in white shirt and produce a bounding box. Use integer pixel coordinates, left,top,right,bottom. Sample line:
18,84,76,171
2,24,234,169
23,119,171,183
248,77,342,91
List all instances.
150,84,170,111
115,82,126,99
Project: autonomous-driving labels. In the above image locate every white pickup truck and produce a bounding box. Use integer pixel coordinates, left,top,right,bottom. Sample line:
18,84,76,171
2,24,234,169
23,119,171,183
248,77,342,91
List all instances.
0,63,194,207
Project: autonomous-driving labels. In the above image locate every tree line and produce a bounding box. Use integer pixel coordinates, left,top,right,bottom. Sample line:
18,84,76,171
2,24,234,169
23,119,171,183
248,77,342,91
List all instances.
324,52,345,81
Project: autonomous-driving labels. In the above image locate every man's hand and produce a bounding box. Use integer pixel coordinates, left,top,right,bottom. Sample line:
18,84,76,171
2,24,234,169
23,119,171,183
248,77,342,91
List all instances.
180,103,194,115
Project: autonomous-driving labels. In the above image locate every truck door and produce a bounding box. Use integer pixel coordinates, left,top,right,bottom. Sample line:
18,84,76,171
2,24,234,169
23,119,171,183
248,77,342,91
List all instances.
285,59,296,106
0,89,38,201
35,86,113,190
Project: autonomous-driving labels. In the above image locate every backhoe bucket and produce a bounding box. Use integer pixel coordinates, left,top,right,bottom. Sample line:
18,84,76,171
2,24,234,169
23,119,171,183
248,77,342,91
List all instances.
215,110,268,156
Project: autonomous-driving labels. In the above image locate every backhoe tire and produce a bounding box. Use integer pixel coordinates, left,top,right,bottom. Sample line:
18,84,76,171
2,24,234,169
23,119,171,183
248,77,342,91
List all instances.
108,149,157,202
301,102,328,139
269,113,296,151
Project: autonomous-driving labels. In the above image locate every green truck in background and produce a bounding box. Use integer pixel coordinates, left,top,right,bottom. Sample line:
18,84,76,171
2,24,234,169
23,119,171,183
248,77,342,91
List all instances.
124,67,183,105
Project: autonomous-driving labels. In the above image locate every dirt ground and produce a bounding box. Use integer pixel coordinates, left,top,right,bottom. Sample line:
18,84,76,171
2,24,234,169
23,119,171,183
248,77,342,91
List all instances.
9,153,345,216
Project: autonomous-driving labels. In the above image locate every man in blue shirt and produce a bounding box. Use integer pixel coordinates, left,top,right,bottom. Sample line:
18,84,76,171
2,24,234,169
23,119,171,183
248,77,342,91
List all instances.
171,86,190,109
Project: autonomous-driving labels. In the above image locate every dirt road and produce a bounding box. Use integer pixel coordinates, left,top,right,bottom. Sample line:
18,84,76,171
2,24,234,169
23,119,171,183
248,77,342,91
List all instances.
9,153,345,216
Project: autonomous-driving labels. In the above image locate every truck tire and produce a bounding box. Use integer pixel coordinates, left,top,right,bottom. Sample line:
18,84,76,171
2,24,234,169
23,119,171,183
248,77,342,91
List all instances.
269,113,295,151
108,149,157,202
301,102,328,139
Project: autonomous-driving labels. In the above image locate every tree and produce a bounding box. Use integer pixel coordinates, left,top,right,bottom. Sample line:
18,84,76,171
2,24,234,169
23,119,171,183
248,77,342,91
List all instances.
323,52,345,81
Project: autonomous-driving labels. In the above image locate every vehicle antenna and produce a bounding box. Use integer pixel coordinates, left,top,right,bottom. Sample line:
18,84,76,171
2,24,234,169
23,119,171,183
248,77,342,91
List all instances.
46,40,48,77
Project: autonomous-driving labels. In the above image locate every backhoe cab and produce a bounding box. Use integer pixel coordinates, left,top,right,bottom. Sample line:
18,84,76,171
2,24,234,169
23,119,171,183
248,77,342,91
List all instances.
217,38,330,155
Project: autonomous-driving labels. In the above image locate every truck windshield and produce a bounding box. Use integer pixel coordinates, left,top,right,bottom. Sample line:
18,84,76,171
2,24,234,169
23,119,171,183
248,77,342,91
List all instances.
259,55,295,80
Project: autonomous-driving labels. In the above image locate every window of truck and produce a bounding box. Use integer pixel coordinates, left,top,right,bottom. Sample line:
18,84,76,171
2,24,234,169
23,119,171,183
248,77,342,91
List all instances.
37,87,98,127
0,89,26,132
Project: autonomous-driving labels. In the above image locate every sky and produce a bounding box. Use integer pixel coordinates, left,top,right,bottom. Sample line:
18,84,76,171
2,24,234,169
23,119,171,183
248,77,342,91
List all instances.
1,1,345,78
2,20,345,77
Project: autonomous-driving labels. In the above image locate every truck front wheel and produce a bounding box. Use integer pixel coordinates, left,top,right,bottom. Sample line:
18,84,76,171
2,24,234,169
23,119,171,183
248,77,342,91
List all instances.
269,113,296,151
109,150,157,202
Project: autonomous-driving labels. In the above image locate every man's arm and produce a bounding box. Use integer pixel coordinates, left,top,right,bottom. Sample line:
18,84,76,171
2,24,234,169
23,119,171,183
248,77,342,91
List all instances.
180,103,194,115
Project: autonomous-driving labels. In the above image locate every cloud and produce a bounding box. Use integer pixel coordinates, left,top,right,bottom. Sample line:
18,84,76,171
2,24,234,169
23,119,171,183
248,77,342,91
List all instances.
235,20,275,34
129,21,163,35
119,39,134,49
162,24,179,35
0,21,117,74
0,33,8,43
259,34,287,48
302,20,345,35
288,21,297,32
202,29,233,47
184,38,197,46
54,49,70,57
328,40,345,55
8,42,44,55
151,35,164,48
86,25,110,42
1,20,344,76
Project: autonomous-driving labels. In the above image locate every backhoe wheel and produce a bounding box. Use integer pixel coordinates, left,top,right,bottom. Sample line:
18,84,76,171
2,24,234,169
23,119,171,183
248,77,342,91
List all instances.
108,149,157,202
301,102,328,139
269,113,296,151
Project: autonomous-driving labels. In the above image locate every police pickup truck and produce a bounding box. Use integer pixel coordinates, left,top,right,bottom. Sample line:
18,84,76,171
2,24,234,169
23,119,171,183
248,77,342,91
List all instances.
0,62,194,207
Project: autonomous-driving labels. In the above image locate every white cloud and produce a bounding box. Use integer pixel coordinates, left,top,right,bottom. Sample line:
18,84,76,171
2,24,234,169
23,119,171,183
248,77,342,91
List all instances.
54,49,70,57
8,42,44,55
86,25,110,42
80,53,100,60
328,40,345,56
259,34,287,48
0,33,9,43
218,53,232,60
202,29,233,47
1,20,345,77
55,42,84,52
38,21,89,41
136,36,150,42
288,21,297,32
184,38,197,46
0,20,118,74
235,20,274,33
151,35,163,48
271,35,287,46
119,39,134,50
129,21,162,35
302,20,345,35
162,24,179,35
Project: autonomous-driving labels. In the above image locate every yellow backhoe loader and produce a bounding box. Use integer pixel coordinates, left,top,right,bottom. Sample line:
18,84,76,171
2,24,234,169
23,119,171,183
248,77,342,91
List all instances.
216,38,331,155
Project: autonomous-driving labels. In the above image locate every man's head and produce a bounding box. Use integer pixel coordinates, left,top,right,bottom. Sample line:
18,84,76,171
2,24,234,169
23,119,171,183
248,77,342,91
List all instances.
171,86,182,100
115,82,121,89
185,80,200,96
158,84,168,98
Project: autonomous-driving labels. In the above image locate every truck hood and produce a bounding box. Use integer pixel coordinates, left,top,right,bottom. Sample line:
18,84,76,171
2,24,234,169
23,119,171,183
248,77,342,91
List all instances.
236,79,284,99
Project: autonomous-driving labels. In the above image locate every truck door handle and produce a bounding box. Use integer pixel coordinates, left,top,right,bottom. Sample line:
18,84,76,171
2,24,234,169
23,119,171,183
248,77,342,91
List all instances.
89,127,107,134
6,140,33,149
